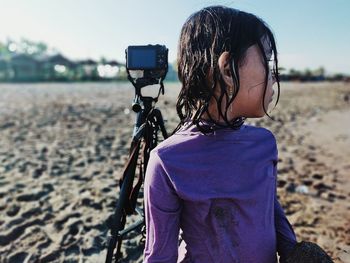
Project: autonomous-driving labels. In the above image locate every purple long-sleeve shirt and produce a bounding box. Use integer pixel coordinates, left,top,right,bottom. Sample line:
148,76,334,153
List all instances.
144,122,297,263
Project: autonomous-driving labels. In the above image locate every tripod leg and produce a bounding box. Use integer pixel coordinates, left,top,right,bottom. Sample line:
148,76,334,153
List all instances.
153,109,168,139
105,142,141,263
114,215,126,262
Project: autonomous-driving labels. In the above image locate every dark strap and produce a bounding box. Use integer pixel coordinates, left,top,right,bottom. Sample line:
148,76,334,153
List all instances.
119,139,142,215
128,156,144,214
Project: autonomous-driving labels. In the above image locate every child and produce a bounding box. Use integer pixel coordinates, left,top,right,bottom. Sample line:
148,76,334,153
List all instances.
143,5,297,263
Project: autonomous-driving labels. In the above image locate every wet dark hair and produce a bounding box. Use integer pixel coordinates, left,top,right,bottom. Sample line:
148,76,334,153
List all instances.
175,5,280,133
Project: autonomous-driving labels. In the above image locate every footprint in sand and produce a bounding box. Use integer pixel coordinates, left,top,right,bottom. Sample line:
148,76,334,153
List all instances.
6,204,20,217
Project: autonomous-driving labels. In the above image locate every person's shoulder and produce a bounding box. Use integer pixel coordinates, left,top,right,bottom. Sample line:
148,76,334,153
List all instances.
244,124,277,143
149,127,203,164
147,136,185,178
150,133,186,158
244,125,278,162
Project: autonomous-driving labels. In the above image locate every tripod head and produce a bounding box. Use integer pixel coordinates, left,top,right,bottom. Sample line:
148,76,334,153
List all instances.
125,44,168,113
130,82,164,114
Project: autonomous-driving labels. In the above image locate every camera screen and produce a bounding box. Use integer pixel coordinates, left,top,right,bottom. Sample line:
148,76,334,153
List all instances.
128,48,156,69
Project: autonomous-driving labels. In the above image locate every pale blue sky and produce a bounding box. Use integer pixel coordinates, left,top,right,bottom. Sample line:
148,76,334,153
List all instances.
0,0,349,74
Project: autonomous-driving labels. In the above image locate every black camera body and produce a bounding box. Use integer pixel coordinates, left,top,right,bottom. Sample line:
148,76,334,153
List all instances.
125,45,168,88
126,45,168,70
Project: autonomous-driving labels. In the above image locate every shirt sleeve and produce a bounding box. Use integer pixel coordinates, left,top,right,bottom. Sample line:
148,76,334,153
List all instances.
143,151,182,263
273,162,297,262
275,196,297,262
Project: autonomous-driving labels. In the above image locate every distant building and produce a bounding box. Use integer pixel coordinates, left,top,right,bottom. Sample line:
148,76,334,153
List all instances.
9,54,40,81
0,52,126,82
38,54,76,81
97,60,126,80
0,56,10,80
76,59,99,80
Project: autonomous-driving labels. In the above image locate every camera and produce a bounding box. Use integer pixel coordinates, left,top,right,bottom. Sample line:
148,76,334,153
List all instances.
125,45,168,88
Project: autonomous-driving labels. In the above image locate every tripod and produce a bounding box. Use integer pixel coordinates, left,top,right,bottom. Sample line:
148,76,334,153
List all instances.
105,84,168,263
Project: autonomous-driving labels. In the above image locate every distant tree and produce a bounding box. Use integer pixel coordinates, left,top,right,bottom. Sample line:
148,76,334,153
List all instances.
314,66,325,77
1,38,48,57
288,68,302,80
0,41,6,54
100,57,107,64
278,66,286,73
304,68,312,78
289,68,297,75
332,73,345,81
18,38,48,56
0,40,12,56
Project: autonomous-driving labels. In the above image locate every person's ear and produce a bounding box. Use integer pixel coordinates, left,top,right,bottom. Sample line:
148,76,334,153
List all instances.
218,51,234,89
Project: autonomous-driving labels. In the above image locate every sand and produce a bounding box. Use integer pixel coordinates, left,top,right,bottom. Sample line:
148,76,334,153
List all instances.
0,81,349,262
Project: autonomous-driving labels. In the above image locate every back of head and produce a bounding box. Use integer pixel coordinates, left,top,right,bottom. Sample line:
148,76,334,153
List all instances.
176,5,280,133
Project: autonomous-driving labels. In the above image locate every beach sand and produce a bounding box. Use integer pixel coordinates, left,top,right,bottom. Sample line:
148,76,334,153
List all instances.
0,82,349,262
